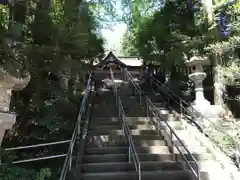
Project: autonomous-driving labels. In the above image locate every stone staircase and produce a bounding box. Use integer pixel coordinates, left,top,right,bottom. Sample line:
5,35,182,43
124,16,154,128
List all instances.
61,72,239,180
80,85,194,180
137,79,237,180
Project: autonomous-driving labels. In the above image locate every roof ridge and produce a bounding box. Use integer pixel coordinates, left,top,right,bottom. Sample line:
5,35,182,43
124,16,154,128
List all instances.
118,56,140,58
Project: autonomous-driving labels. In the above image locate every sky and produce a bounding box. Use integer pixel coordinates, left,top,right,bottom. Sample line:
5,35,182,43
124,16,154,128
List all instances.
100,1,127,55
99,0,163,55
102,23,127,55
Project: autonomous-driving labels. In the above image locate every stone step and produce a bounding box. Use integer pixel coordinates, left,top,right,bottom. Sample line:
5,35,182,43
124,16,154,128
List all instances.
92,117,150,121
85,146,170,155
160,129,202,147
196,160,228,171
89,119,153,126
153,121,184,131
89,124,156,131
86,139,166,148
87,134,164,142
174,146,208,154
92,113,118,117
87,129,159,136
82,161,183,173
83,153,214,163
161,130,192,140
92,110,146,117
88,119,159,128
90,117,151,124
82,170,191,180
83,160,220,178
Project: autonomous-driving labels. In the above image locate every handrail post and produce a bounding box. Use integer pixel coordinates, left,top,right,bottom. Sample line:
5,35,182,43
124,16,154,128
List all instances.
139,88,142,105
180,99,183,118
128,139,131,162
69,144,73,170
170,131,175,161
138,164,141,180
122,116,124,135
145,97,148,117
168,96,170,106
118,104,121,135
118,101,120,120
156,116,160,136
134,86,137,97
77,122,80,136
235,142,240,169
196,161,200,180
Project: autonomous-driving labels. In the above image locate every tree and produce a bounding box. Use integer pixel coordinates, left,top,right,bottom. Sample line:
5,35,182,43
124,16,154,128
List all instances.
0,0,115,178
122,0,202,70
120,0,240,113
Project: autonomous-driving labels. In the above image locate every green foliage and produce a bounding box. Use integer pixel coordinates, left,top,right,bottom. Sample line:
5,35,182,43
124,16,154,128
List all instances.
0,0,116,178
121,31,138,56
0,166,51,180
218,61,240,85
0,5,9,30
121,0,240,75
0,166,37,180
120,0,240,164
122,1,201,71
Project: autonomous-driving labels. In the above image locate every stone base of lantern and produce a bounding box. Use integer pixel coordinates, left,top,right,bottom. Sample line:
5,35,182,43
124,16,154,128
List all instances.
0,112,16,145
192,97,211,107
188,103,225,127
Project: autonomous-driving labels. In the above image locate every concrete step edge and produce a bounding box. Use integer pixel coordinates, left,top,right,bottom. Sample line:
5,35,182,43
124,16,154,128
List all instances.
89,125,156,130
82,160,179,166
83,152,213,158
82,170,187,176
85,145,169,151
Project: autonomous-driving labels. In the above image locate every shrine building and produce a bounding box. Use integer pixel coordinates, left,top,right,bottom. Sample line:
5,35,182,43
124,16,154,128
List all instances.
93,51,144,80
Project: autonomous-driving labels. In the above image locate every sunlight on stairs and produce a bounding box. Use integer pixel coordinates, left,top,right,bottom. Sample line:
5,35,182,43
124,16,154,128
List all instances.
80,89,192,180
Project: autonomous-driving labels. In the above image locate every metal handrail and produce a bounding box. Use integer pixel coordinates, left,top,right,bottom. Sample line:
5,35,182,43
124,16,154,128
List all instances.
124,69,140,91
59,72,92,180
124,69,199,180
0,140,70,165
149,74,240,169
12,154,67,164
146,97,199,179
5,140,71,151
123,68,142,104
110,68,141,180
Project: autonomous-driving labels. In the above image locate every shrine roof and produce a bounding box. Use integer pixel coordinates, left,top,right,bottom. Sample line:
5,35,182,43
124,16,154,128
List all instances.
118,56,143,66
93,51,143,67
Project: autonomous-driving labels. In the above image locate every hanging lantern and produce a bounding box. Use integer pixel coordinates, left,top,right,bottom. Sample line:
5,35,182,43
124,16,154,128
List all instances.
192,0,201,11
219,12,232,38
185,0,201,11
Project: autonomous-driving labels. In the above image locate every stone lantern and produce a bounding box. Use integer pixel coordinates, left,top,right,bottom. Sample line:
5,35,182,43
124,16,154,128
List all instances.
186,56,210,107
58,68,71,90
186,56,224,122
58,55,72,90
0,68,31,145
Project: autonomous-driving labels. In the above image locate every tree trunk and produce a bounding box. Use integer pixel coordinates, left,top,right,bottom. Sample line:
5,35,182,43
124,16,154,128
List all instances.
213,56,224,106
213,56,233,119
